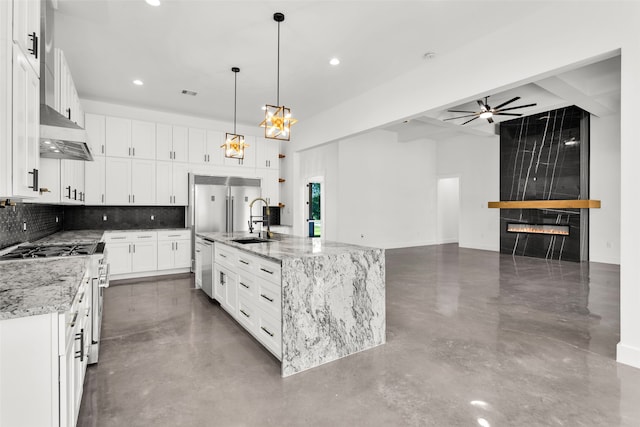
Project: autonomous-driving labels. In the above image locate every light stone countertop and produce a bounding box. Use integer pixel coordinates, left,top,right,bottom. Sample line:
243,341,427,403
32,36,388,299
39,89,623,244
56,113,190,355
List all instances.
0,257,89,320
35,230,105,244
197,231,380,263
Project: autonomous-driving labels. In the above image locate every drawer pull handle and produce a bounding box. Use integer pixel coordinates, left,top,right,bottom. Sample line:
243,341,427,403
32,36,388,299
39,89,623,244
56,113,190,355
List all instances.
138,236,152,238
78,292,85,304
261,326,274,337
69,312,79,328
220,254,227,258
111,236,126,240
239,260,249,265
240,282,249,289
260,294,274,303
75,328,85,361
240,309,250,318
260,268,274,275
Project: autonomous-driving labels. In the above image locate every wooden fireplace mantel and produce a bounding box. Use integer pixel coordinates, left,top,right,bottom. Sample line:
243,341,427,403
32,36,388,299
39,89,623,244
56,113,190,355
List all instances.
488,200,601,209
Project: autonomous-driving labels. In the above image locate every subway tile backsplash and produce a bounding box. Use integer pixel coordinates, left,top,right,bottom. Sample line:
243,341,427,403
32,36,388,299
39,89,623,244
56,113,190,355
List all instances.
63,206,185,230
0,203,64,250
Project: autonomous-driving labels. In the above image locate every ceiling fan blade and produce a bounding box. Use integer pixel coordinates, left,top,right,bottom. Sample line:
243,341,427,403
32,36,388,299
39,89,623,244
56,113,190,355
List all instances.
443,114,478,121
462,116,479,125
487,117,494,124
477,100,488,111
493,96,521,110
494,112,523,117
496,103,537,112
447,110,477,114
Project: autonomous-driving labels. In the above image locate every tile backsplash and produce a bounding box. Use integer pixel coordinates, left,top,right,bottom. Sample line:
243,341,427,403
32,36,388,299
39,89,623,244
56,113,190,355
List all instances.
0,203,63,250
63,206,185,230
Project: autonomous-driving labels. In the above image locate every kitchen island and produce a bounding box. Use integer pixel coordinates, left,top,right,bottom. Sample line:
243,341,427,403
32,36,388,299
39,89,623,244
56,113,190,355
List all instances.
198,232,386,377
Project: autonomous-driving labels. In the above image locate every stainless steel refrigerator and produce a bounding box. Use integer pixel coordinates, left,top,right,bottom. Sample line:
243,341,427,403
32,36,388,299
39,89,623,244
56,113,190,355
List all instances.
188,174,262,271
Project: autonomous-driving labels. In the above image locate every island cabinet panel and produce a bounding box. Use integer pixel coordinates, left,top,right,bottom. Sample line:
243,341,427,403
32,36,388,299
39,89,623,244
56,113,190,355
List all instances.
205,235,385,377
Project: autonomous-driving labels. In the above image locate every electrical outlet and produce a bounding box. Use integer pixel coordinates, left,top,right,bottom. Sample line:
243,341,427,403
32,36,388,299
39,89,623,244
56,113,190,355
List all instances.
150,215,155,220
102,215,108,221
55,216,59,223
22,221,27,232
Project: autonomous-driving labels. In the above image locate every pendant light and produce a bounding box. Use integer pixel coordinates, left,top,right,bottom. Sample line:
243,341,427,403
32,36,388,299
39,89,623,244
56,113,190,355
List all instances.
222,67,248,159
259,12,297,141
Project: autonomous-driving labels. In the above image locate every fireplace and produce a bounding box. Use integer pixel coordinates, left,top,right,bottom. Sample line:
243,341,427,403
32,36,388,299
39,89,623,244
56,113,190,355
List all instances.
506,223,569,236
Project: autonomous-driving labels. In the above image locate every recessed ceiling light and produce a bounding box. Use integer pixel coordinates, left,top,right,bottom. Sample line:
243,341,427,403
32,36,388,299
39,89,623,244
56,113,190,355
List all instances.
133,79,144,86
423,52,436,60
329,58,340,66
145,0,161,6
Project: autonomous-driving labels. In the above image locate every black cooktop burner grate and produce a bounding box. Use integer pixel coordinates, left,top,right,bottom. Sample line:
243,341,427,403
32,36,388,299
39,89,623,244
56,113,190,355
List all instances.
0,242,98,261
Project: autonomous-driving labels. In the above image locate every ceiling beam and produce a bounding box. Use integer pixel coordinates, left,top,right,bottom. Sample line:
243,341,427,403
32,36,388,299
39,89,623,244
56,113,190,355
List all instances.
534,76,614,117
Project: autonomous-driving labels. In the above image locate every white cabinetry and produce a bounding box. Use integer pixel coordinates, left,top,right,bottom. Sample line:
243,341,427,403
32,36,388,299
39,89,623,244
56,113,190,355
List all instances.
106,117,156,160
260,168,280,206
156,161,189,206
213,243,282,359
54,49,82,126
105,157,155,205
84,155,105,205
61,159,85,204
85,113,105,156
104,231,158,276
256,137,279,169
157,230,191,271
0,0,12,197
156,123,188,162
189,128,225,165
0,275,90,427
12,42,39,197
12,0,40,77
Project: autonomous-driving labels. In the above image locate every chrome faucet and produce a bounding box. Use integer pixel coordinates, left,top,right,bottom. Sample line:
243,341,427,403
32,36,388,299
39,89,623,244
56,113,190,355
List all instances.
248,197,272,239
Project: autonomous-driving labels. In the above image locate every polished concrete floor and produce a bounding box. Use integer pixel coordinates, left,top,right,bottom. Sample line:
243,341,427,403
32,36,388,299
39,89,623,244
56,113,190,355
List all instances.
78,244,640,427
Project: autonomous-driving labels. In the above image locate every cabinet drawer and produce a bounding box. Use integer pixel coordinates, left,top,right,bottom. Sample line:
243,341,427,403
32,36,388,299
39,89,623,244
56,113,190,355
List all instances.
256,310,281,359
256,278,281,318
236,252,255,273
215,244,237,267
236,293,257,332
237,273,255,299
132,232,157,241
103,232,130,242
255,258,281,285
158,230,190,241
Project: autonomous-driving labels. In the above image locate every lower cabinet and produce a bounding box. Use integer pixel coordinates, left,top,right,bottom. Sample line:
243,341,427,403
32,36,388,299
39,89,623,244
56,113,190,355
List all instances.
104,229,191,279
0,274,90,427
104,231,158,276
213,242,282,359
157,230,191,270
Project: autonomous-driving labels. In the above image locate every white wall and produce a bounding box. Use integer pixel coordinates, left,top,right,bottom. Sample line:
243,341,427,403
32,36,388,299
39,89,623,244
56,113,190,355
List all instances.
337,132,437,248
436,135,500,252
437,177,459,244
590,112,621,264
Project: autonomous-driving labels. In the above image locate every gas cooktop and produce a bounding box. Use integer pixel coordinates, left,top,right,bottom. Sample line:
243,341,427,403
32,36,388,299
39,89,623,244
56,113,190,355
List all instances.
0,242,99,260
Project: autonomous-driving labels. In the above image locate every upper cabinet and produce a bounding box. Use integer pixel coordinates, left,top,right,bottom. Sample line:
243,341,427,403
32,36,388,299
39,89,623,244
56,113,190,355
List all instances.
171,126,188,162
0,0,13,197
54,49,82,126
105,117,156,159
189,129,224,166
12,0,40,77
256,137,279,169
85,113,106,156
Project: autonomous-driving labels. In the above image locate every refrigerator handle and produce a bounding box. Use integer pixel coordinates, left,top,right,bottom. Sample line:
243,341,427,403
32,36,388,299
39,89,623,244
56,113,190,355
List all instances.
231,196,235,231
225,197,229,232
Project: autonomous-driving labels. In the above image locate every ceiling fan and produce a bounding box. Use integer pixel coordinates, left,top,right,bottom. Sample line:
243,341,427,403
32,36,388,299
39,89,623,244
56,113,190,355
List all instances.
444,96,537,125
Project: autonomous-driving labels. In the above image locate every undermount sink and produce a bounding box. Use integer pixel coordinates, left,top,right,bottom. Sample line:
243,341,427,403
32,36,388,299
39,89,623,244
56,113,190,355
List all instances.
231,237,272,244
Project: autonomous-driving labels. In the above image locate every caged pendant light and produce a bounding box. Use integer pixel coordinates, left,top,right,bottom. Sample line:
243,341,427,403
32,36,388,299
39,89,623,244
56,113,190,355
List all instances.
259,12,297,141
222,67,248,159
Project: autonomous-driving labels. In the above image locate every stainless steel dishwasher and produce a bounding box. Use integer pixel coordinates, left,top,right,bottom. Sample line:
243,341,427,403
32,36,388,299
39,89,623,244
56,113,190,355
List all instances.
198,237,214,298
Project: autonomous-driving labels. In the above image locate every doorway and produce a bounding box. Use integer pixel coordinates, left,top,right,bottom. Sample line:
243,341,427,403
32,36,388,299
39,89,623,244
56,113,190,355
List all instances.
306,178,323,237
437,177,460,244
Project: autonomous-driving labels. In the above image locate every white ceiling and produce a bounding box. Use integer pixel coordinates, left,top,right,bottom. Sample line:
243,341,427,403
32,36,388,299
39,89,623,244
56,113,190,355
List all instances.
54,0,548,128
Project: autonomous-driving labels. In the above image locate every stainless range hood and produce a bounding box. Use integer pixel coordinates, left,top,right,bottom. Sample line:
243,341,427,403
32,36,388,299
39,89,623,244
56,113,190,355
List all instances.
39,0,92,161
40,104,93,161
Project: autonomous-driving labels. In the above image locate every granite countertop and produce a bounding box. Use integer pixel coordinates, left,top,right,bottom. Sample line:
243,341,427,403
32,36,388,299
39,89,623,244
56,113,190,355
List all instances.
103,228,189,234
197,232,381,263
35,230,105,244
0,257,89,320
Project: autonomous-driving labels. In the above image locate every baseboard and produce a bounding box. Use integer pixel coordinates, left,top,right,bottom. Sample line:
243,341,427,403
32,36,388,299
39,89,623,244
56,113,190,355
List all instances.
110,268,191,282
617,342,640,370
437,238,459,244
383,239,438,249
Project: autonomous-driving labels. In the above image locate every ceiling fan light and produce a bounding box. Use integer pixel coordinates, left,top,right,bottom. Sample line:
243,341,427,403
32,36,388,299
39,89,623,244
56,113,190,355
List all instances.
479,111,493,119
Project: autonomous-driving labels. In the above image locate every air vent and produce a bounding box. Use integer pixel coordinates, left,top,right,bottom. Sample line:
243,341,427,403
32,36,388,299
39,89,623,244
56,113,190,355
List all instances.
181,89,198,96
